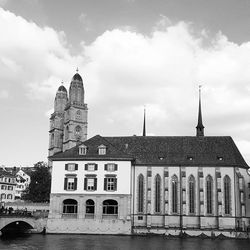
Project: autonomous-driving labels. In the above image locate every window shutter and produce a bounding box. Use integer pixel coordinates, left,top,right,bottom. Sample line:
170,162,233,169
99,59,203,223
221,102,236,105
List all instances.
64,178,68,190
114,178,117,191
95,164,98,171
104,164,108,171
65,164,68,170
84,178,87,190
114,164,118,171
104,178,107,191
85,164,88,170
74,178,77,190
75,164,78,170
94,178,97,190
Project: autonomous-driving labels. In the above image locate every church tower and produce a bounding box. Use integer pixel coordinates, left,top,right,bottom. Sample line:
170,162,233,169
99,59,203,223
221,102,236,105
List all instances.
63,71,88,151
48,84,68,157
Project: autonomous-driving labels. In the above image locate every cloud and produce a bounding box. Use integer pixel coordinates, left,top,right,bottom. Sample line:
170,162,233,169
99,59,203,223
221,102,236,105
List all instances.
0,7,78,100
0,9,249,164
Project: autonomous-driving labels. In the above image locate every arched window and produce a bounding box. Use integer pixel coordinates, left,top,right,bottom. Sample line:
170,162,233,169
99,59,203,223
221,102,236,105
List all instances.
155,174,161,213
63,199,78,214
103,199,118,215
76,110,81,120
224,175,231,215
86,199,95,215
75,125,82,139
188,175,195,214
138,174,144,213
1,193,6,199
65,126,69,140
206,175,213,214
172,175,178,214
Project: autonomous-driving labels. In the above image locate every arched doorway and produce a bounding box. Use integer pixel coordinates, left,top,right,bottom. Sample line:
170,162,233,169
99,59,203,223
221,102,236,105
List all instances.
102,199,118,218
62,199,78,217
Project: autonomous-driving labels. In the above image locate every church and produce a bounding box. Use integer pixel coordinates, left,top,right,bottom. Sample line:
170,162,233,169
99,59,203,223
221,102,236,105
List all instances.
47,71,250,237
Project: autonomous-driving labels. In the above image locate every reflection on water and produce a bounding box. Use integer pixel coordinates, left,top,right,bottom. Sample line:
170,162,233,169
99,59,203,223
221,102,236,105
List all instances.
0,234,250,250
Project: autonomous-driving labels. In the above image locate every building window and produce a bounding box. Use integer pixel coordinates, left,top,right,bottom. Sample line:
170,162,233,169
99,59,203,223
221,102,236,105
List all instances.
224,175,231,215
104,176,117,191
1,185,6,190
65,163,78,171
76,110,81,120
65,126,69,140
104,163,117,172
7,194,12,199
155,174,161,213
172,175,178,214
206,175,213,215
189,175,195,214
63,199,78,214
75,126,82,139
1,193,6,199
64,177,77,191
8,186,13,190
79,145,87,155
84,177,97,191
138,174,144,213
103,199,118,215
98,145,106,155
85,163,98,171
86,199,95,215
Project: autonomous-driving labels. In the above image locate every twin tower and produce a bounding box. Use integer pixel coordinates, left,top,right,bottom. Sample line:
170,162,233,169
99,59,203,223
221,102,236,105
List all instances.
48,71,88,157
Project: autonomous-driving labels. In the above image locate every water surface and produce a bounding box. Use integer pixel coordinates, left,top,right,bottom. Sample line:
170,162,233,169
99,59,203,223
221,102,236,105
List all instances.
0,234,250,250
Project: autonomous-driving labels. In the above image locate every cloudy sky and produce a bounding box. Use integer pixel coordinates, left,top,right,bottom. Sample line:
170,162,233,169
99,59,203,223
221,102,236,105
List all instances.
0,0,250,167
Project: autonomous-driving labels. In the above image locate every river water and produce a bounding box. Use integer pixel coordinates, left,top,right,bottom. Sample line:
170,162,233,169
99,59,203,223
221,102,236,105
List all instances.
0,234,250,250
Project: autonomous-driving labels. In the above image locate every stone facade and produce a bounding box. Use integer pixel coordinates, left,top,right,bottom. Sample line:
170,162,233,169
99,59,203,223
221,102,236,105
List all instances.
48,72,88,159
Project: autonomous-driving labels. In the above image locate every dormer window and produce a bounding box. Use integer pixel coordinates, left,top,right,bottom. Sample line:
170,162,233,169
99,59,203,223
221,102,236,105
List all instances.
79,145,87,155
98,145,106,155
217,156,223,161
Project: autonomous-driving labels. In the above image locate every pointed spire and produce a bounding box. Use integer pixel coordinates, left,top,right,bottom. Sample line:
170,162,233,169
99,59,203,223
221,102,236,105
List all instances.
196,85,204,137
76,67,79,73
143,106,146,136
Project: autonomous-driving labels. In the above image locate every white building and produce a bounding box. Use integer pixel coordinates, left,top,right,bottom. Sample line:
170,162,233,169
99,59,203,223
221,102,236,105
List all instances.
47,72,250,236
0,170,16,203
15,169,31,199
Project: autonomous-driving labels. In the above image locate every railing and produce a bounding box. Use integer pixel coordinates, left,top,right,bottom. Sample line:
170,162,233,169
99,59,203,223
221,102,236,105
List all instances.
62,213,77,218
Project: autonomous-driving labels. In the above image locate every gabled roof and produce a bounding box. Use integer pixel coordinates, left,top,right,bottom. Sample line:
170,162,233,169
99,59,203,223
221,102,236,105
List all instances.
50,135,249,168
50,135,133,161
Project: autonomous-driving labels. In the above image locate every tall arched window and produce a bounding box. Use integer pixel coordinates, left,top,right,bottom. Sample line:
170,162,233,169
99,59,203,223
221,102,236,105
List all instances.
65,126,69,140
75,125,82,139
155,174,161,213
172,175,178,214
138,174,144,213
224,175,231,215
86,199,95,215
206,175,213,214
188,175,195,214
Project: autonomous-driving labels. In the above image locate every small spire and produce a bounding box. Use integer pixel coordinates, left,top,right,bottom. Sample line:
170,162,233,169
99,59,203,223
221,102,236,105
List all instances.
76,67,79,73
143,106,146,136
196,85,204,137
61,80,64,85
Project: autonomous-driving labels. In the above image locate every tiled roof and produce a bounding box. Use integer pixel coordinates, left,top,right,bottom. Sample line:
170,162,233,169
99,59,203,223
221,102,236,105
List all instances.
50,135,133,161
50,135,249,168
0,169,16,178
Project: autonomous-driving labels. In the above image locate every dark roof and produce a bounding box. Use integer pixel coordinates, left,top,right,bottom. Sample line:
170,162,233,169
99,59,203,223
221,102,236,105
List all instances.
50,135,249,168
0,169,16,178
72,73,83,82
50,135,133,161
58,85,67,92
